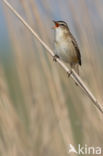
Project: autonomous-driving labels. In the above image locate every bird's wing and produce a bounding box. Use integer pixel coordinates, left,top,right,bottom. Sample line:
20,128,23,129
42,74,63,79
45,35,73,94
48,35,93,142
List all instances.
70,33,81,66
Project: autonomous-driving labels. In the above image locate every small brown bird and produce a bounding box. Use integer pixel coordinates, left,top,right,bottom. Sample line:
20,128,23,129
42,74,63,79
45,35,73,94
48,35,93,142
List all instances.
53,20,81,75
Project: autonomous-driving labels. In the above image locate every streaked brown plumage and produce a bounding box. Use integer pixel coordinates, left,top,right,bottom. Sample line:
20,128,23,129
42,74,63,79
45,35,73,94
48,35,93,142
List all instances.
53,20,81,75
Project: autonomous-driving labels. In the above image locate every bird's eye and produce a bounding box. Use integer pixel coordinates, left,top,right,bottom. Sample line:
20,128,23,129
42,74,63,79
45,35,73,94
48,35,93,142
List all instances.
61,24,65,26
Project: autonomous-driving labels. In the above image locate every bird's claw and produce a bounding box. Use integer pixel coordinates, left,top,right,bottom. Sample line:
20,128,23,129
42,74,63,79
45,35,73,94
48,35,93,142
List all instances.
67,70,72,77
67,70,78,85
53,55,59,62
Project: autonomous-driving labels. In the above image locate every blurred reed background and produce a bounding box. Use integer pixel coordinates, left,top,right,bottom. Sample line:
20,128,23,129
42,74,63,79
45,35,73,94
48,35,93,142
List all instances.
0,0,103,155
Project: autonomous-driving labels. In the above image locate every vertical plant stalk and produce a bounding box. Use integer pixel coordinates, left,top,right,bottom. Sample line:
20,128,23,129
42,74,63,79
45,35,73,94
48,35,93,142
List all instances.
2,0,103,114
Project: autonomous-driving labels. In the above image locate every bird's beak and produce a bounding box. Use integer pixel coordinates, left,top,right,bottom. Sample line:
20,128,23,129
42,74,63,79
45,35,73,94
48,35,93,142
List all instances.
52,20,59,29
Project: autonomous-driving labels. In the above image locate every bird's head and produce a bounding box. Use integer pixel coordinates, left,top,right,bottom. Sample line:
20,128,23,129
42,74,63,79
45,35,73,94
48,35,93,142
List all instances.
52,20,70,38
53,20,68,30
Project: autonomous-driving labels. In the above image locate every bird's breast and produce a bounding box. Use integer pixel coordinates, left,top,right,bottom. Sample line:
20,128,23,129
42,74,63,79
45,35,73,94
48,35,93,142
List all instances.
55,39,78,64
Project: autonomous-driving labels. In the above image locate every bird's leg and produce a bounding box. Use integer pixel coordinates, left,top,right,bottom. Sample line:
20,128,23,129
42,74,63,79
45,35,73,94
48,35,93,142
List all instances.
67,70,72,77
53,54,59,62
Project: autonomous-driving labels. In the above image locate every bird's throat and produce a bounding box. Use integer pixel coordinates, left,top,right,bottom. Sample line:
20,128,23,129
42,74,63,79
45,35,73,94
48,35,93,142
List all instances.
55,27,68,42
